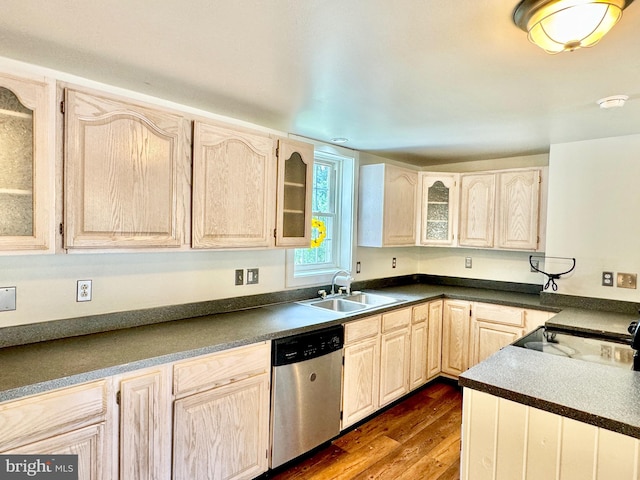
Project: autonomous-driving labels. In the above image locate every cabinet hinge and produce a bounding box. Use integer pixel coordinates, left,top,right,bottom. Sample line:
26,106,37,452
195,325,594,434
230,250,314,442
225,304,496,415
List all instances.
273,228,277,239
266,448,269,459
340,411,343,421
116,390,121,405
275,147,279,157
60,100,65,114
59,223,64,236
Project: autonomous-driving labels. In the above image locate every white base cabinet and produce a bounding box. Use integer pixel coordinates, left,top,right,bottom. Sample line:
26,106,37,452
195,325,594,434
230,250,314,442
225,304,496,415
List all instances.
462,388,640,480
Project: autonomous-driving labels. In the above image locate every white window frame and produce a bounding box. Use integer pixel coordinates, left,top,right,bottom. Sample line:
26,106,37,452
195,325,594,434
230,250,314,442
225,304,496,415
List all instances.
285,141,357,288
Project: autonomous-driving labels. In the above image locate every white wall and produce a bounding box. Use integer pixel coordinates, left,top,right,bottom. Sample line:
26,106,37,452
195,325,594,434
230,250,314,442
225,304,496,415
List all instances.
546,134,640,301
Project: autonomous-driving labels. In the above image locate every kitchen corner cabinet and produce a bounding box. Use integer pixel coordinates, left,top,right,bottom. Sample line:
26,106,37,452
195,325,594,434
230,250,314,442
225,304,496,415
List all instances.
470,303,525,368
342,315,381,429
116,366,172,480
459,168,542,251
172,342,271,480
441,299,472,377
192,121,276,248
418,173,459,246
458,173,496,248
0,72,55,253
0,380,111,480
275,138,314,247
379,308,411,407
358,163,418,247
63,88,191,249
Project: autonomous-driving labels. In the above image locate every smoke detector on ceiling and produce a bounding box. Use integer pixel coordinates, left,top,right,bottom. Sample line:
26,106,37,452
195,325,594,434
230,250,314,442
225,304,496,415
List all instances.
597,95,629,109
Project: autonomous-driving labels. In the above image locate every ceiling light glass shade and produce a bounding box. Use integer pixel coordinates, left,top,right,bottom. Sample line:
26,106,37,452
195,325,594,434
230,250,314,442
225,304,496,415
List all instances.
513,0,634,54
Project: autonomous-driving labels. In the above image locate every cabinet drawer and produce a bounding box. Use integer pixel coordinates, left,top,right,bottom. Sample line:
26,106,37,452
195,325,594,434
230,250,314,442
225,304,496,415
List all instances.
382,308,411,333
344,316,381,344
173,342,270,398
412,304,429,324
0,380,107,451
473,303,524,327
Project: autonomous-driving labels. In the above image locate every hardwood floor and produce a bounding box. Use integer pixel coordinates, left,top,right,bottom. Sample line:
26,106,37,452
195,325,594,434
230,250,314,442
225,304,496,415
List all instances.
267,380,462,480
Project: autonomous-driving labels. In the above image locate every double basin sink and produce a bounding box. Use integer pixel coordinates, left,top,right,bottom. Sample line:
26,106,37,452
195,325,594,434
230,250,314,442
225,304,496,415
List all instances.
298,292,400,314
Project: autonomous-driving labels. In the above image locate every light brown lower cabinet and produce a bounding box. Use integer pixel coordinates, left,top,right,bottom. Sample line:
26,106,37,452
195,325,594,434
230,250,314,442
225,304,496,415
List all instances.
426,300,444,379
342,315,381,429
442,299,472,377
172,342,271,480
409,303,430,390
0,380,111,480
379,308,411,407
117,367,172,480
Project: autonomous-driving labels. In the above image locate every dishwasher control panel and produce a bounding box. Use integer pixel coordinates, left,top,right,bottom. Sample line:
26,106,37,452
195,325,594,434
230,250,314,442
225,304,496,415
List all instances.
272,325,344,366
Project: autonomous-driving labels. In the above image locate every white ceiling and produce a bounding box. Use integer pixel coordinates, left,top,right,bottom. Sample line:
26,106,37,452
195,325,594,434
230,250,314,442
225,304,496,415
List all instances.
1,0,639,166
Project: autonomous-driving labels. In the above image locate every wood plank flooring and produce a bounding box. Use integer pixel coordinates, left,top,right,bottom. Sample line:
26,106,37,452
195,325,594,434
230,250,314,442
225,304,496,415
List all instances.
267,380,462,480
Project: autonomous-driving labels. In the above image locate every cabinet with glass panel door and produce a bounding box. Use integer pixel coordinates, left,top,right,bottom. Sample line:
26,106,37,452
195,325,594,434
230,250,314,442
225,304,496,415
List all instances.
418,173,459,246
0,72,55,253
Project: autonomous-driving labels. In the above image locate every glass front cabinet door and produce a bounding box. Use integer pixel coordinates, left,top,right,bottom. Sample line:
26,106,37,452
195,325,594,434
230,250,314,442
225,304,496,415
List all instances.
419,173,459,246
275,138,314,247
0,73,54,253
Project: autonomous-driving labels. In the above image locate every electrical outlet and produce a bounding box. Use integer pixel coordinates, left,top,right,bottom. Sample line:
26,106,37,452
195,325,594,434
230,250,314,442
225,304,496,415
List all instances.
617,272,637,289
602,271,614,287
76,280,92,302
392,257,397,268
247,268,259,284
0,287,16,311
235,269,244,286
465,257,472,269
530,259,539,272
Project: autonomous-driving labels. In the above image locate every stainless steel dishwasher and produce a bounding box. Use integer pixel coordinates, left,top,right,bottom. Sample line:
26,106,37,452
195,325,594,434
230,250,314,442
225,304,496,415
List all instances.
270,324,344,469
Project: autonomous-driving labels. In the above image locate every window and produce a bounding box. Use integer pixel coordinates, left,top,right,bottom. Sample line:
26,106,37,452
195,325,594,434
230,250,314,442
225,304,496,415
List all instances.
286,146,356,287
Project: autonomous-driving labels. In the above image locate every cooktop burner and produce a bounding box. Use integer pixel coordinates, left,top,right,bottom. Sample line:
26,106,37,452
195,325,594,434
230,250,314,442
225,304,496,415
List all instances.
513,327,634,370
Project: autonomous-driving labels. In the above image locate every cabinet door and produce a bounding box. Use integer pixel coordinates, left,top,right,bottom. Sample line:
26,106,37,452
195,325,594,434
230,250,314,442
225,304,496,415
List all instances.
192,122,275,248
379,327,411,407
419,174,458,246
459,173,495,248
471,321,525,367
427,300,443,379
342,337,380,429
383,165,418,246
442,300,471,377
119,369,172,480
497,169,541,250
409,304,429,390
64,88,191,249
275,138,314,247
2,424,106,480
173,374,270,480
0,73,54,252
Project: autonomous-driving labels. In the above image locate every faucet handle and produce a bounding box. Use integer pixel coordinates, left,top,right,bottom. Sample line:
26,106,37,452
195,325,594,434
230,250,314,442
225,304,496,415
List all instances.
318,289,327,299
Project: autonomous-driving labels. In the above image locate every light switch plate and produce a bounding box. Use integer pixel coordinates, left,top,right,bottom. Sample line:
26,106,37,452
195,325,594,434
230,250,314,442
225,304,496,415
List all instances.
0,287,16,311
617,273,637,289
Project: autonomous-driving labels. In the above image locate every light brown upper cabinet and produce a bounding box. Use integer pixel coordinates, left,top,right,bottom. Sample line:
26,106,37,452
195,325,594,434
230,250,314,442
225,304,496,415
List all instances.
358,163,418,247
418,173,459,246
192,121,276,248
63,88,191,249
459,168,542,251
275,138,314,247
458,172,496,248
0,72,55,253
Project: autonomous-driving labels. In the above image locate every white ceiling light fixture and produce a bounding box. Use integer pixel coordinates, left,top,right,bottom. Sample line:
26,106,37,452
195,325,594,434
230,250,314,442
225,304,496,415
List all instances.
597,94,629,108
330,137,349,144
513,0,635,54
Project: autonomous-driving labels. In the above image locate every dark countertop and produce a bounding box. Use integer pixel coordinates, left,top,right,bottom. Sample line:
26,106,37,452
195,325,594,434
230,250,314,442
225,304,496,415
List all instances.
459,346,640,438
2,280,638,443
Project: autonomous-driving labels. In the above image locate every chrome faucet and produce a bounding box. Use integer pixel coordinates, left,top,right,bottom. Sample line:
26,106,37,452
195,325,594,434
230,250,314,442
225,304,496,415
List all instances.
331,270,353,295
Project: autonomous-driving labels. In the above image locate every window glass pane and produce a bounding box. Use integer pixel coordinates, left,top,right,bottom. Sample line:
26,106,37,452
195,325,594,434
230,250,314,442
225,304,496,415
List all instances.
312,163,333,214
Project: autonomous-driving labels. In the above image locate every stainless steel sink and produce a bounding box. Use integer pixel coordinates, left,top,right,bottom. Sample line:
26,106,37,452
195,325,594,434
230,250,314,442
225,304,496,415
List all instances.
303,298,368,313
343,293,398,307
298,292,400,314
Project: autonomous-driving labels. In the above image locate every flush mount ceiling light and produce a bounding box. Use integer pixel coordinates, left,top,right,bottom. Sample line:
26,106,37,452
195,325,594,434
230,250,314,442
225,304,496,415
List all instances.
597,94,629,108
513,0,635,54
330,137,349,144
